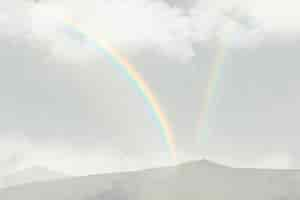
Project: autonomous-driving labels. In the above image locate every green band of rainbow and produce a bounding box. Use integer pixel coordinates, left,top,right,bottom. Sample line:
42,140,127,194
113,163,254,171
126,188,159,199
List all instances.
64,20,177,161
197,37,226,139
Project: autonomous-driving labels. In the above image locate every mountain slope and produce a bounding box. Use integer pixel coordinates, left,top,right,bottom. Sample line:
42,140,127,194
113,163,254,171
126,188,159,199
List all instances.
0,166,66,188
0,160,299,200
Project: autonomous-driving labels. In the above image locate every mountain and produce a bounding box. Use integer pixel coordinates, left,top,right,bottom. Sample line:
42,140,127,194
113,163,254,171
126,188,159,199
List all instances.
0,160,299,200
0,166,67,188
164,0,196,10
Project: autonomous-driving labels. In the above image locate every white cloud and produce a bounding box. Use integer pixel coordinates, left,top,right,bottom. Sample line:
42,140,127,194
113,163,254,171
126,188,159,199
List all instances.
190,0,265,48
27,0,266,62
192,0,300,33
1,0,299,64
0,1,31,37
0,132,32,175
254,153,292,169
29,2,99,63
28,0,195,62
246,0,300,33
5,0,291,63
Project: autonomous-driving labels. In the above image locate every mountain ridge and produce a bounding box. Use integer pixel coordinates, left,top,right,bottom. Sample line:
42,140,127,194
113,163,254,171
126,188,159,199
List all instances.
0,165,67,188
0,160,299,200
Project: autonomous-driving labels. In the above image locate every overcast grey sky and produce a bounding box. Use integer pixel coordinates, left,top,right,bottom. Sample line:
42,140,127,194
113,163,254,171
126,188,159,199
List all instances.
0,0,300,175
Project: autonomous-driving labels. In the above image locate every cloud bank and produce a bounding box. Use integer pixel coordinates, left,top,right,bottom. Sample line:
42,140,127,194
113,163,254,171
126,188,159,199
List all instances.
0,0,268,63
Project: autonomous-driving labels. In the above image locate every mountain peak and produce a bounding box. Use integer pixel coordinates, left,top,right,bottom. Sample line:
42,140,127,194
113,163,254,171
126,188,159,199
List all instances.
178,159,229,169
199,159,223,166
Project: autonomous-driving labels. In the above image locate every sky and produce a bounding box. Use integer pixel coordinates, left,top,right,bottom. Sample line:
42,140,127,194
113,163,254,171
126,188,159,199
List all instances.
0,0,300,175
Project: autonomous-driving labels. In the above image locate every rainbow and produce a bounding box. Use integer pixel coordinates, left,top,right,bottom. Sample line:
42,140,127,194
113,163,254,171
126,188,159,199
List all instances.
64,20,177,161
197,36,226,138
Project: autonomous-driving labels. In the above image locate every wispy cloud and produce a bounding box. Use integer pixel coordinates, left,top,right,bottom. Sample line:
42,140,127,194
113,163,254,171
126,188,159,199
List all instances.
0,0,263,63
0,132,31,175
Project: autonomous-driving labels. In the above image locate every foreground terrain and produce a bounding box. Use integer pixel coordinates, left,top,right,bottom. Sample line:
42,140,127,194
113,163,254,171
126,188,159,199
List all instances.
0,160,299,200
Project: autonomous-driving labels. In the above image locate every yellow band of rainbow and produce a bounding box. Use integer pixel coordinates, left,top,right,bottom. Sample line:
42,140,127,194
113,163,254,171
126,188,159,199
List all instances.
64,19,177,162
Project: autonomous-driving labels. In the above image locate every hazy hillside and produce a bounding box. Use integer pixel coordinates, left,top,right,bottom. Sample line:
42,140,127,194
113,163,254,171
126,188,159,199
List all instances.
0,166,66,189
0,160,299,200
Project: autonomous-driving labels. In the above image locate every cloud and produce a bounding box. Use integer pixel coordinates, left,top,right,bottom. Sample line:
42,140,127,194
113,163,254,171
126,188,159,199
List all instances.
0,0,271,64
192,0,300,34
27,0,195,62
254,153,292,169
0,132,31,175
0,153,24,175
26,0,267,62
189,0,264,48
245,0,300,34
1,0,299,64
0,1,31,38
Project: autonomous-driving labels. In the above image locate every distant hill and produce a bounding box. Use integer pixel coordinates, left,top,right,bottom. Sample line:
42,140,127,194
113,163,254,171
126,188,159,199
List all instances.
0,160,299,200
0,166,67,188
